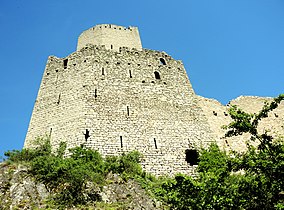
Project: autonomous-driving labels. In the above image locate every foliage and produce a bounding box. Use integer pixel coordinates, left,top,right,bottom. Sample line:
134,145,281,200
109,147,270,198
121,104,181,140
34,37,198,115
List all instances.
153,94,284,209
4,137,52,163
4,94,284,209
4,140,144,208
105,151,143,178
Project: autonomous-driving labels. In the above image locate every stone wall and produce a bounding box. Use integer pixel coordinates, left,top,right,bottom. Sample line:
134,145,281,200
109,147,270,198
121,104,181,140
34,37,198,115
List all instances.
25,44,214,176
197,95,284,152
77,24,142,52
25,24,283,176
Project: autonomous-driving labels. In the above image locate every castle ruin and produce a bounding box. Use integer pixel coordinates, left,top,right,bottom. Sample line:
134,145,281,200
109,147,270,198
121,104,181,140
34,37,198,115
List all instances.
24,24,284,176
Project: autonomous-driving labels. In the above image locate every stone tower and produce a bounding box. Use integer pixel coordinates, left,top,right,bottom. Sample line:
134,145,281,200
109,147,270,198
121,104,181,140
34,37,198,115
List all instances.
77,24,142,51
25,24,214,176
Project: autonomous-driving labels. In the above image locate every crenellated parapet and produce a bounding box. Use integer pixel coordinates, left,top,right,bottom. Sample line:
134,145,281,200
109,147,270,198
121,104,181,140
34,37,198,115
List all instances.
77,24,142,52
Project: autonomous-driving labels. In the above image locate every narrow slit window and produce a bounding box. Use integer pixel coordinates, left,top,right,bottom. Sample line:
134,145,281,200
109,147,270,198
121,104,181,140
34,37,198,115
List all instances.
111,44,113,49
160,58,166,65
154,71,161,79
120,136,123,148
225,139,229,146
102,67,104,75
94,89,97,98
127,106,129,116
84,129,90,141
154,138,157,149
49,128,53,138
185,149,199,166
57,93,61,105
129,70,132,78
63,59,68,69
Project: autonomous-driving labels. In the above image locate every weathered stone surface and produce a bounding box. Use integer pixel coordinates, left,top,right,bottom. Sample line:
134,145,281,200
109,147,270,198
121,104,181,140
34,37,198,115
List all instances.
0,163,49,209
25,24,214,176
197,95,284,152
0,163,166,209
77,24,142,52
99,173,164,209
24,24,284,177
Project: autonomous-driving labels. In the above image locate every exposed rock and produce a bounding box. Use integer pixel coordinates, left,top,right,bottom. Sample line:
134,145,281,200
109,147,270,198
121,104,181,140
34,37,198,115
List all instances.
0,162,166,209
0,162,49,209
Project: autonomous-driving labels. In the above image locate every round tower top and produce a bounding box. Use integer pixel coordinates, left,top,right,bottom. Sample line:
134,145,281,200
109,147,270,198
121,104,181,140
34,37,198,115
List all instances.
77,24,142,51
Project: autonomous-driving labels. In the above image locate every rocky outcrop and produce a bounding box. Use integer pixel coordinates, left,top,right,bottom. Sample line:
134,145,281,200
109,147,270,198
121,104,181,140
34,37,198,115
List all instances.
0,162,165,209
0,162,49,209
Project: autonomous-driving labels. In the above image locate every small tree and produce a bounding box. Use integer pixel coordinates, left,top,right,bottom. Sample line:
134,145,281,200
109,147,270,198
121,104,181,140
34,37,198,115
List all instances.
155,94,284,209
224,94,284,209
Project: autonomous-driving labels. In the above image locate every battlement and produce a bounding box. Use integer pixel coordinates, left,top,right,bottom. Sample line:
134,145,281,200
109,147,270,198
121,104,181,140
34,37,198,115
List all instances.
77,24,142,52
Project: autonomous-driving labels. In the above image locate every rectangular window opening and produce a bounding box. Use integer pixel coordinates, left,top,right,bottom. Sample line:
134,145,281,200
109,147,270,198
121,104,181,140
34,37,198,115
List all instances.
95,89,97,98
102,67,104,75
185,149,199,166
63,59,68,69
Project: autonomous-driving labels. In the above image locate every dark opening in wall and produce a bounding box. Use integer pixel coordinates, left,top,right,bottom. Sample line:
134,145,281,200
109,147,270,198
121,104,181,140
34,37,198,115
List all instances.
102,67,105,75
154,71,161,79
225,139,229,146
160,58,166,65
185,149,199,166
120,136,123,148
129,70,132,78
84,129,90,141
142,80,145,83
63,59,68,69
111,45,113,49
49,128,53,138
213,111,217,116
57,94,61,105
94,89,97,98
154,138,157,149
127,106,129,116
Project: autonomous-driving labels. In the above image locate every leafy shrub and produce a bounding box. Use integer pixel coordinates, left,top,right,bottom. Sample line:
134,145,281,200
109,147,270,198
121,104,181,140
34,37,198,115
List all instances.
4,140,144,207
105,151,143,178
4,137,51,163
152,94,284,209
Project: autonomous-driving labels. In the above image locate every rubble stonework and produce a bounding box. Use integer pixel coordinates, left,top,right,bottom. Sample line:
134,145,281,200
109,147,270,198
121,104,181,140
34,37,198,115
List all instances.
197,95,284,152
24,24,284,176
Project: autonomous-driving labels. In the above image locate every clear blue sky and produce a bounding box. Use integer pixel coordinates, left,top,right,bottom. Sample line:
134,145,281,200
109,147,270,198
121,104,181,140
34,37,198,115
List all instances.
1,0,283,158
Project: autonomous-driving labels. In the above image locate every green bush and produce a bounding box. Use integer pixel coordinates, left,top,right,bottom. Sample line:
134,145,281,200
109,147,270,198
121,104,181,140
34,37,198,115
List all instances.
4,137,52,163
152,94,284,209
105,151,143,178
4,140,144,208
